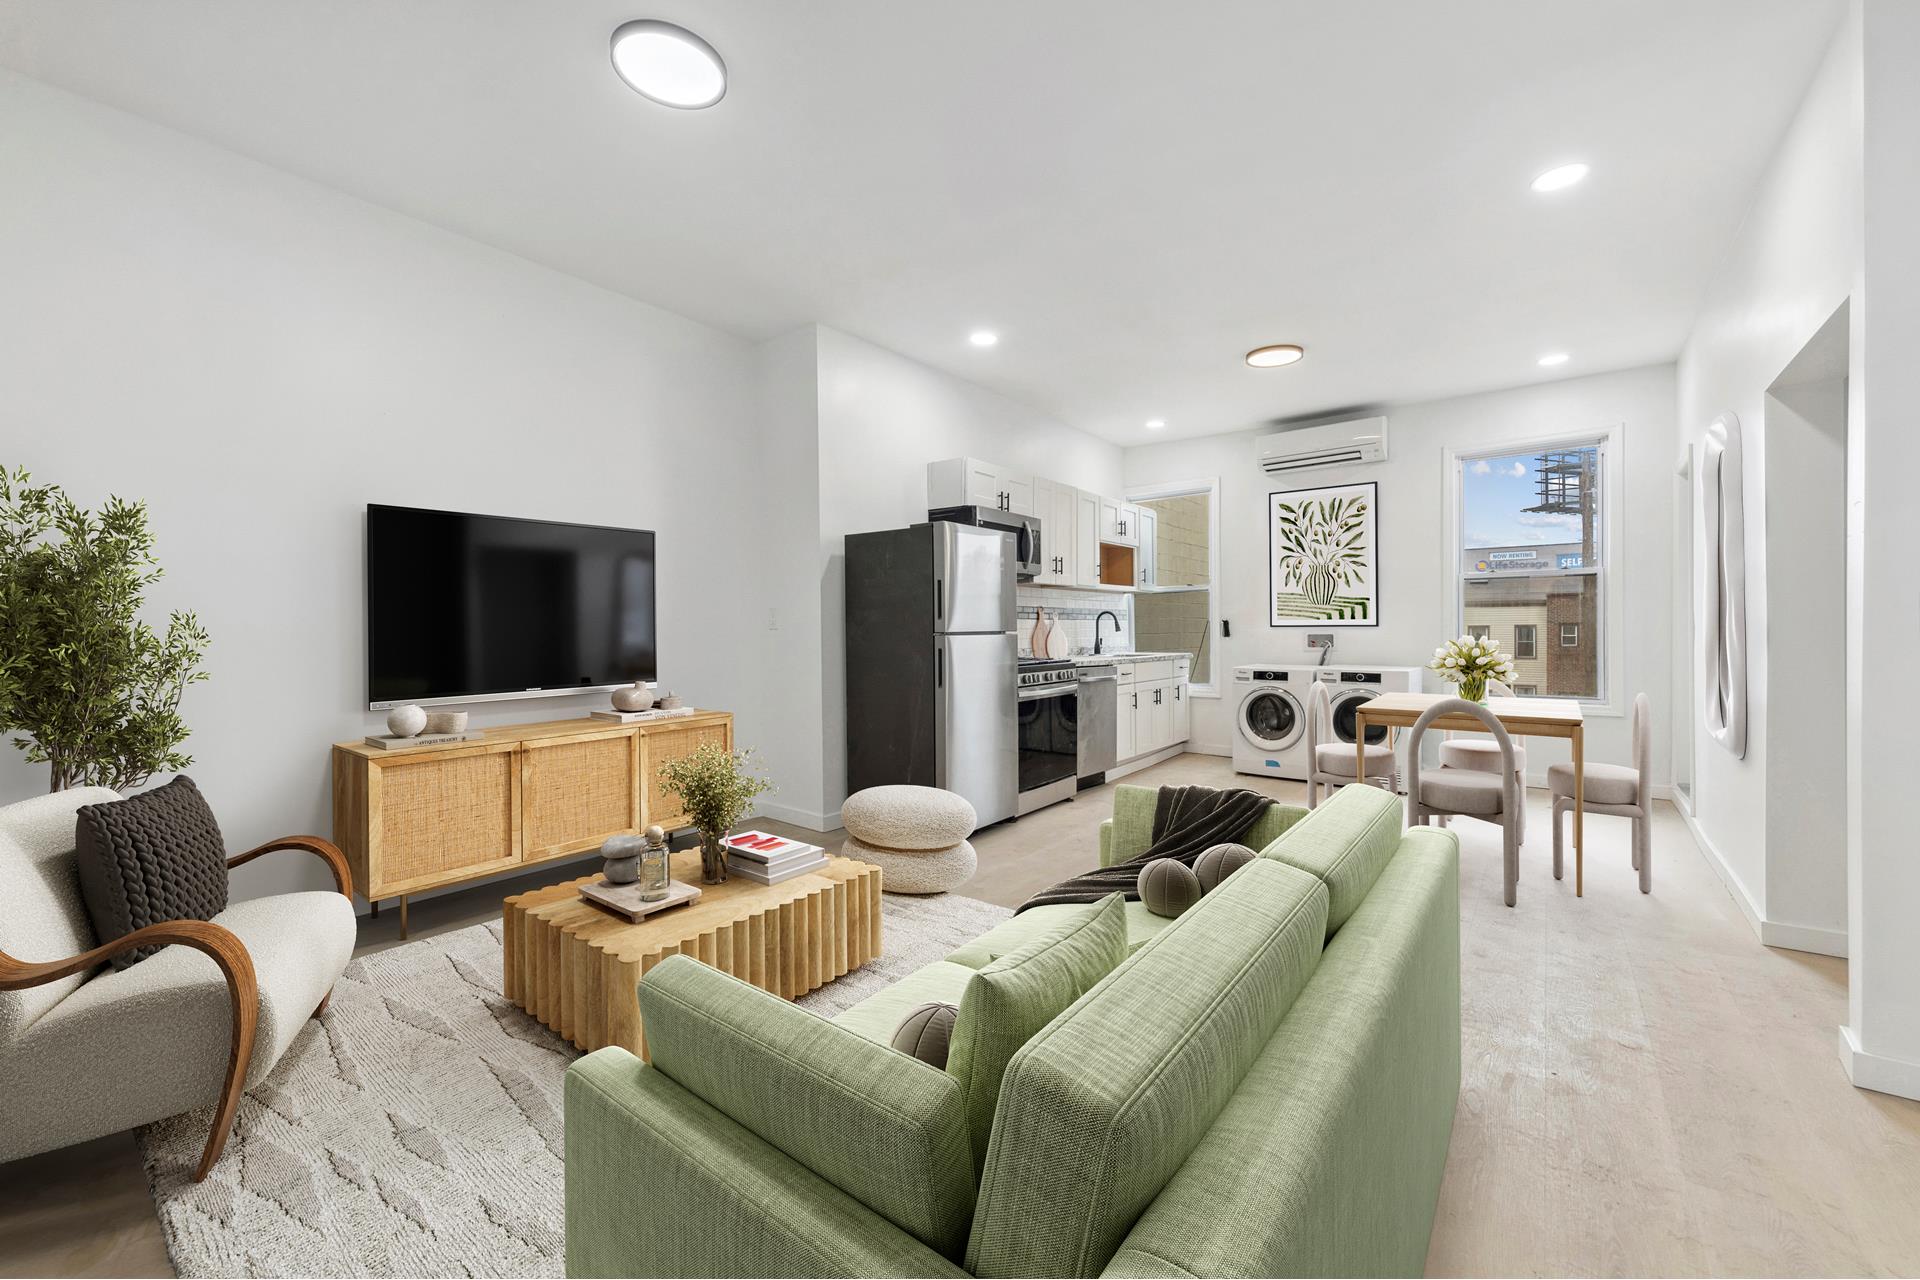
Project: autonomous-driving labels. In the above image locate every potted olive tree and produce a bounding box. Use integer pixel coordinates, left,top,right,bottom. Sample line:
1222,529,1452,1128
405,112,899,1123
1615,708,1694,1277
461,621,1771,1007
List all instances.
0,467,210,791
657,742,773,883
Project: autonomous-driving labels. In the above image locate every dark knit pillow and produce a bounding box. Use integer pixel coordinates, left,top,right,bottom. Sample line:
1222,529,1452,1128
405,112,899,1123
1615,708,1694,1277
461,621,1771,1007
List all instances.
74,776,230,969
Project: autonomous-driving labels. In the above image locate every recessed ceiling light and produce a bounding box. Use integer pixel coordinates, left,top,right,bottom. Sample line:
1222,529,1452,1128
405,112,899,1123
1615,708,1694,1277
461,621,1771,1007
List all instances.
1145,419,1166,430
1246,344,1305,368
1537,351,1570,367
610,20,727,109
1530,162,1589,193
969,330,999,348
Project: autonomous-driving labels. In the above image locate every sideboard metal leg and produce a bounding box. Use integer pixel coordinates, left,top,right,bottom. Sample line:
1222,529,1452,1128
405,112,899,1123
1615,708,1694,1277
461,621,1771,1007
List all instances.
399,894,409,941
370,899,380,919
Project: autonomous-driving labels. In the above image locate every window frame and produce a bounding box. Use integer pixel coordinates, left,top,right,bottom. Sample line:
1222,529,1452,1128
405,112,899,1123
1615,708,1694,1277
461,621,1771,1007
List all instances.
1468,624,1491,641
1444,425,1623,716
1561,622,1580,648
1514,624,1538,659
1125,475,1221,699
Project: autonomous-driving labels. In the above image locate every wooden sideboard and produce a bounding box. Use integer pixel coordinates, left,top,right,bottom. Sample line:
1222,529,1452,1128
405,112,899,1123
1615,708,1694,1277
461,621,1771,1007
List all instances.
331,710,732,935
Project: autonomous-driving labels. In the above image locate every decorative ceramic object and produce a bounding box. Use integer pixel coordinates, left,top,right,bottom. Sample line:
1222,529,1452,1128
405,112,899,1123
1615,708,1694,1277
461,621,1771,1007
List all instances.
611,681,654,712
601,833,645,885
1029,608,1052,657
424,710,468,735
639,825,670,901
657,693,683,710
385,704,427,738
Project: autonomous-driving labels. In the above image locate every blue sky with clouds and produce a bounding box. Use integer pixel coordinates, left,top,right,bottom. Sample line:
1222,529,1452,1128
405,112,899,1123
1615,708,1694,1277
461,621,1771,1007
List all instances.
1462,447,1594,547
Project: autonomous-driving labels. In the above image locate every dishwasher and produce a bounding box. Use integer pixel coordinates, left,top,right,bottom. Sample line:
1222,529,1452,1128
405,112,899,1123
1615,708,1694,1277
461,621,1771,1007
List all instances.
1074,665,1118,786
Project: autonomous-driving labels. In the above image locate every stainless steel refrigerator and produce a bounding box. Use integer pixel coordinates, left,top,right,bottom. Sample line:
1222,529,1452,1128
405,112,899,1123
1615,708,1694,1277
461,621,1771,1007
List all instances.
845,521,1018,827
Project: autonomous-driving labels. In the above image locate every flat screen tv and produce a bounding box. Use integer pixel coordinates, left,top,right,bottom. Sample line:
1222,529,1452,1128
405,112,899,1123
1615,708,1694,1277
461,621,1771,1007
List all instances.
366,504,656,709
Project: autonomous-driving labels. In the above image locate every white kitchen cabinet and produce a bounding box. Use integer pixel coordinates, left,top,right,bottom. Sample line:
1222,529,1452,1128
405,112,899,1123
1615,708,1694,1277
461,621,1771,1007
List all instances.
1074,488,1101,587
1033,478,1079,585
1099,495,1133,546
1133,505,1157,587
1142,679,1173,754
1171,678,1190,743
928,457,1034,515
1115,681,1138,761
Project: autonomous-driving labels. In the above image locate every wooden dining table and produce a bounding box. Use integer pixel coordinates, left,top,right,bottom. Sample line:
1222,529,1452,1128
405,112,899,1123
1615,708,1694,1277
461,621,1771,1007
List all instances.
1353,691,1590,895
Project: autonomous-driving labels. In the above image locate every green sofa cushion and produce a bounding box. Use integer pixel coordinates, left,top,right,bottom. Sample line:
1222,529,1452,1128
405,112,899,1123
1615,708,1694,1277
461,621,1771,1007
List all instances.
830,959,979,1046
637,954,976,1258
967,859,1329,1278
1258,781,1403,935
1105,825,1461,1278
949,893,1129,1177
945,898,1177,969
1098,784,1307,867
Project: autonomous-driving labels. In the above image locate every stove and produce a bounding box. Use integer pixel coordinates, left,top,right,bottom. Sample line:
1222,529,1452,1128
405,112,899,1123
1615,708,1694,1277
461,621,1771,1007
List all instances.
1016,659,1079,816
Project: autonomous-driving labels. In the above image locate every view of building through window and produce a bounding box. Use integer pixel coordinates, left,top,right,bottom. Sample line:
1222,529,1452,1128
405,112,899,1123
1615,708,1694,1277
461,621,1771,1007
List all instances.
1459,441,1603,699
1132,490,1212,684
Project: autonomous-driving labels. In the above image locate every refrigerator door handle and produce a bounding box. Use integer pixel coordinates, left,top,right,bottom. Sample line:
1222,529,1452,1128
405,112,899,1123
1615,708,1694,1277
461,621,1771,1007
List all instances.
937,645,943,688
936,577,944,623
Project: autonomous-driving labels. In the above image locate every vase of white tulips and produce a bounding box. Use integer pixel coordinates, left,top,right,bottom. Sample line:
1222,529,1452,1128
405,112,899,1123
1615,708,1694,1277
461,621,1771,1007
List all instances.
1429,635,1515,703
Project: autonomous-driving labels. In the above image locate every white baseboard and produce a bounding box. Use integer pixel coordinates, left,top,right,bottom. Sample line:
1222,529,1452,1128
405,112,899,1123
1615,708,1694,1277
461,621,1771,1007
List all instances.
1107,742,1189,781
755,800,841,833
1839,1025,1920,1100
1676,805,1848,958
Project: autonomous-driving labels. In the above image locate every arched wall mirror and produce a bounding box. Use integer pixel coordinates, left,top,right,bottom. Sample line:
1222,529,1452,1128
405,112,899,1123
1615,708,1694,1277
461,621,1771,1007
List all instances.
1701,411,1748,758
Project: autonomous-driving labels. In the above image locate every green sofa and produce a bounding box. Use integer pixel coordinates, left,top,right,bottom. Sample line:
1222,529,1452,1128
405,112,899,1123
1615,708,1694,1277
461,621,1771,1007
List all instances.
564,783,1461,1278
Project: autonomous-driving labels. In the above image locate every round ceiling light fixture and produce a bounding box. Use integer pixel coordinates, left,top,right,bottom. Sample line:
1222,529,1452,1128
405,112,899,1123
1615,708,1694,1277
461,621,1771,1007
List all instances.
1145,418,1167,430
1530,162,1589,193
1246,343,1305,368
969,330,999,348
1537,351,1571,367
610,19,727,109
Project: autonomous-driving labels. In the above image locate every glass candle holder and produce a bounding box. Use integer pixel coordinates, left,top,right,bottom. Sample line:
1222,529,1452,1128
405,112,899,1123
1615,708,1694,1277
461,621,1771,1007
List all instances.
639,825,671,902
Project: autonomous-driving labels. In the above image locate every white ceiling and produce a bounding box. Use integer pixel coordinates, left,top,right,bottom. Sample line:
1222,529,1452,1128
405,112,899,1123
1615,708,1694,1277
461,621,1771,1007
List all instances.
0,1,1845,443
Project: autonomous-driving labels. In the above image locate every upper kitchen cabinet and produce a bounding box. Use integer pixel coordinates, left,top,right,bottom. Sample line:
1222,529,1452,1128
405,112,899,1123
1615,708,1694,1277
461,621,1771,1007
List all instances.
1099,495,1135,546
1074,489,1101,587
1032,477,1079,585
1131,504,1157,587
928,457,1033,515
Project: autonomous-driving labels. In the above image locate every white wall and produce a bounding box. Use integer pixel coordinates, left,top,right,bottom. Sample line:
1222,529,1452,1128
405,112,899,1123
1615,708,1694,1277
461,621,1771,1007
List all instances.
1674,10,1860,950
0,70,770,905
809,324,1125,823
1123,364,1677,778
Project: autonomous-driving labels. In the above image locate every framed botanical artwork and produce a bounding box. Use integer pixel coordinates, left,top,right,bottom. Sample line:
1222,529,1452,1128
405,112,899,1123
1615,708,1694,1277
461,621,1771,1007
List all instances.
1269,481,1379,627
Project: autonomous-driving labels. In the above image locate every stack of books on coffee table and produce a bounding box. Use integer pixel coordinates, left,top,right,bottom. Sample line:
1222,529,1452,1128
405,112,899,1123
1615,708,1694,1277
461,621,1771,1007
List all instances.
724,831,829,885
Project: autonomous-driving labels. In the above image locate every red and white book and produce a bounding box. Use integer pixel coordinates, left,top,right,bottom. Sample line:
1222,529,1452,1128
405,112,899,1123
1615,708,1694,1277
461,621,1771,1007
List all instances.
723,831,826,865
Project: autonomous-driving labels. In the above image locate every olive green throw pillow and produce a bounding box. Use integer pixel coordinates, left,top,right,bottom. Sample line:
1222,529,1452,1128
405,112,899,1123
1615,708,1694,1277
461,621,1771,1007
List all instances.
948,892,1129,1175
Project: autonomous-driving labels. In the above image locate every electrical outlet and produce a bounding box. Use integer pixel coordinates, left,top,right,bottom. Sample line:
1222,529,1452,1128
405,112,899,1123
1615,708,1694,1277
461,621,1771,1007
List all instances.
767,608,779,631
1306,633,1334,650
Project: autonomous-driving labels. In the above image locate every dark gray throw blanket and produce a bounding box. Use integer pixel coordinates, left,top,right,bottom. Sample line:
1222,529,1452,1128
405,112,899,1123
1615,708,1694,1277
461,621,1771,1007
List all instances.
1016,784,1278,913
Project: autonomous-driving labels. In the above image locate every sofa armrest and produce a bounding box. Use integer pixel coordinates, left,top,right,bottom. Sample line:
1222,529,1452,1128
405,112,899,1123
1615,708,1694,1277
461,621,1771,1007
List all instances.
638,955,977,1258
1099,819,1116,867
566,1048,970,1279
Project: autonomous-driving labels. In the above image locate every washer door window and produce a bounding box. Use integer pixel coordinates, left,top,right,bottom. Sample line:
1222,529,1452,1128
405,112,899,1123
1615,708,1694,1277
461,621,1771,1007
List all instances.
1239,688,1303,751
1328,688,1389,745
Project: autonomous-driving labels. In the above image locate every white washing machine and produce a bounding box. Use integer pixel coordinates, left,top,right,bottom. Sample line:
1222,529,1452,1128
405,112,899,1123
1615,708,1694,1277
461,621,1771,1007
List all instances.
1231,665,1311,780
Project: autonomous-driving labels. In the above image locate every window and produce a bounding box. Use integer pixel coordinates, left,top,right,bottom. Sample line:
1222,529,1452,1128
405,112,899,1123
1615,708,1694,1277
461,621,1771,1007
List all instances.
1458,438,1606,701
1468,625,1491,641
1130,481,1217,689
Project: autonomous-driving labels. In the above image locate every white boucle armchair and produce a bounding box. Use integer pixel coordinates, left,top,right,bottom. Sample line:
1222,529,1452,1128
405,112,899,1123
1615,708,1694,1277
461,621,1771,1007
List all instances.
0,786,357,1178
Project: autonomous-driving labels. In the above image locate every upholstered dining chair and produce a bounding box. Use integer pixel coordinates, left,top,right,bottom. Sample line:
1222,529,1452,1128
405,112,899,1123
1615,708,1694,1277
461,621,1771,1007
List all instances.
0,786,357,1179
1405,698,1523,906
1551,691,1653,893
1436,678,1527,841
1304,679,1396,807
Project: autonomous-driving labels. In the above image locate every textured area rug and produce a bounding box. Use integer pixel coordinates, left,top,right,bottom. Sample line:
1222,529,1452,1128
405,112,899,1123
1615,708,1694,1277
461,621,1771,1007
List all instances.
139,890,1012,1278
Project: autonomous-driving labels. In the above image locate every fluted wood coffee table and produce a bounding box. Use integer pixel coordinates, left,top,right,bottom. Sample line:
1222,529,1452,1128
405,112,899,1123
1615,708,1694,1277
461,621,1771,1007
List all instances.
502,848,882,1059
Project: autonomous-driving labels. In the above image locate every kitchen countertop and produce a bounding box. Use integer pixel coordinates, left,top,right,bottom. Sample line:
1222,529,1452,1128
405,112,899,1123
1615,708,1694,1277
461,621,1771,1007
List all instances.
1069,651,1192,666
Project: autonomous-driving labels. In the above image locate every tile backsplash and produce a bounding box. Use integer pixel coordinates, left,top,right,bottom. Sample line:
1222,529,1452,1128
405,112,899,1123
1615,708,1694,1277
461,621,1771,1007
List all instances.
1016,585,1131,656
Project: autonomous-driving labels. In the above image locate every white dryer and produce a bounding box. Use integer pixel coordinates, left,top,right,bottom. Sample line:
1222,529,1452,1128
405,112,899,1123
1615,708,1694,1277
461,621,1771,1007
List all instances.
1231,665,1311,780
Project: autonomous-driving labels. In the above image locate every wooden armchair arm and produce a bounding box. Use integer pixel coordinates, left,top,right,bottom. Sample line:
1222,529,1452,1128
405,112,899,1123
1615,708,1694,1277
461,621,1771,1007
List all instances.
228,835,352,897
0,919,259,1181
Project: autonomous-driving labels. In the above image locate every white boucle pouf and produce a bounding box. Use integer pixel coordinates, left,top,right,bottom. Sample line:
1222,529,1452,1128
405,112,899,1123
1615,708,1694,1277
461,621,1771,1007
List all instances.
842,834,978,895
839,786,979,894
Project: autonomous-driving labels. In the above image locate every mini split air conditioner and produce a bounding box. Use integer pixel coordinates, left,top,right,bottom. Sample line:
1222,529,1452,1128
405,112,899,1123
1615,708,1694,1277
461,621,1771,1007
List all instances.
1255,416,1389,474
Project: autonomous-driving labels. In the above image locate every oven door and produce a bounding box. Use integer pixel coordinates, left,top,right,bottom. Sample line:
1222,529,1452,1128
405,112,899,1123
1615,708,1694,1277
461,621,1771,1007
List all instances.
1017,682,1079,792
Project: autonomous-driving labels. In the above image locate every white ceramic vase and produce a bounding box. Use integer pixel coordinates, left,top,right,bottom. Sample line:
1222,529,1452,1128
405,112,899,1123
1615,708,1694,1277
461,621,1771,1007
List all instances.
611,681,654,712
386,704,427,737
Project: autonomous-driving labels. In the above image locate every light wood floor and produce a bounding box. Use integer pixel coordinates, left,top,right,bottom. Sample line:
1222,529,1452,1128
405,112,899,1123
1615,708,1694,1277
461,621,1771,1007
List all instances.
4,753,1917,1277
